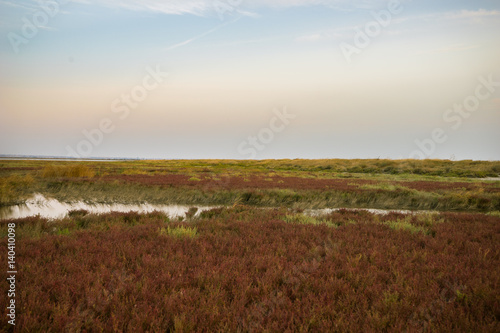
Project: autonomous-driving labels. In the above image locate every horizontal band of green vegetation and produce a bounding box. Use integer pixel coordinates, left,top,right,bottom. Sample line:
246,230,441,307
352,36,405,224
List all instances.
1,158,500,178
1,178,498,212
1,159,499,211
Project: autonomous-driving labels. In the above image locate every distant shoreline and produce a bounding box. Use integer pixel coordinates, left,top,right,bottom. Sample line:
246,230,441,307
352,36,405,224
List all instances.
1,156,499,162
0,157,132,162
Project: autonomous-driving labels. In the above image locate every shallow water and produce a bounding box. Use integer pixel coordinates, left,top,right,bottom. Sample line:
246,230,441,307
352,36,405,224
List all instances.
304,207,415,216
0,194,216,220
0,194,428,220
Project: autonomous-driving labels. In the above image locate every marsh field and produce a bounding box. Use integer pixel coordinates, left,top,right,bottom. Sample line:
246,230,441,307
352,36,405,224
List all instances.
1,159,499,331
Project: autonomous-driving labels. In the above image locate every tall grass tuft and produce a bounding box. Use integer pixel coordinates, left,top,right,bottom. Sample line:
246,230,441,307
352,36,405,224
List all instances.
0,174,34,206
159,225,198,238
282,213,339,228
383,216,427,234
41,165,95,178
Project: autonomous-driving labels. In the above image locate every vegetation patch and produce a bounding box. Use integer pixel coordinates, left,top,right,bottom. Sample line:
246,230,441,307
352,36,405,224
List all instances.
0,174,34,206
159,225,198,238
41,164,95,178
282,213,342,228
1,159,499,211
383,216,427,234
0,208,498,331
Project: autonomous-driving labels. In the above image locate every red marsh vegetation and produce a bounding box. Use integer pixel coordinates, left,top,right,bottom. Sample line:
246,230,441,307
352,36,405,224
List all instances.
102,174,500,193
1,208,498,332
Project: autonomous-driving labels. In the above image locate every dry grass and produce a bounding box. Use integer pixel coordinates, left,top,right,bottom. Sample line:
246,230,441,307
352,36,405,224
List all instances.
0,174,34,206
41,165,95,178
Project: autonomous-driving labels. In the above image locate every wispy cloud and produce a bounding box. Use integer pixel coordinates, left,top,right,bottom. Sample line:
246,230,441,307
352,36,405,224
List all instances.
294,25,364,43
294,8,500,44
0,0,38,11
207,36,282,48
30,0,388,17
165,17,240,51
418,43,481,55
295,34,324,42
444,9,500,21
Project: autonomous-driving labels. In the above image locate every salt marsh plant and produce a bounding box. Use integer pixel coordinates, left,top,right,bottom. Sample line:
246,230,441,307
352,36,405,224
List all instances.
41,164,95,178
159,225,198,239
0,208,498,331
282,213,339,228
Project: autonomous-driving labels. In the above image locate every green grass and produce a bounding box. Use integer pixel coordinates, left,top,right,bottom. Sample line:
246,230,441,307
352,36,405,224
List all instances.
1,158,499,212
1,178,499,212
159,225,198,238
381,213,444,235
358,184,413,192
2,158,500,179
486,211,500,217
383,216,427,234
282,214,339,228
0,174,35,206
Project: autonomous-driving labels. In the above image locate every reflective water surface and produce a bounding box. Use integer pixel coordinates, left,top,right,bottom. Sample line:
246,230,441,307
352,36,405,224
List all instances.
0,194,425,220
0,194,216,220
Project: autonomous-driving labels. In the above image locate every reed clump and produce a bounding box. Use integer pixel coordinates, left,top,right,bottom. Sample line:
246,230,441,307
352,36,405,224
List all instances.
0,174,34,206
41,165,95,178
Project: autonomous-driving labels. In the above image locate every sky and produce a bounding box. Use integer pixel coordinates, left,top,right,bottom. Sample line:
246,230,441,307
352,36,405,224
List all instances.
0,0,499,160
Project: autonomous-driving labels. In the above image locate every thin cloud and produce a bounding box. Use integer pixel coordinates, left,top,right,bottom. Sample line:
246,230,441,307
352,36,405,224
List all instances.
295,34,324,42
295,8,500,44
0,0,38,11
208,36,282,48
165,17,240,51
294,25,363,43
418,43,481,55
444,9,500,20
36,0,387,17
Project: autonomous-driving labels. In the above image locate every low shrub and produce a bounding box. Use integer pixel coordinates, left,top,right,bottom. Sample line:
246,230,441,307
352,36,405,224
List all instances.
0,209,498,331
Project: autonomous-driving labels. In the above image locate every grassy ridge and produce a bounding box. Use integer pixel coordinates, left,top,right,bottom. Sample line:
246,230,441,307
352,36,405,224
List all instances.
16,181,498,212
1,159,499,211
1,158,500,178
1,207,498,331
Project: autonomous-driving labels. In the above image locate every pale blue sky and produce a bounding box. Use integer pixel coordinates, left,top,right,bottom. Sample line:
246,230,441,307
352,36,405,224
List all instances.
0,0,499,160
